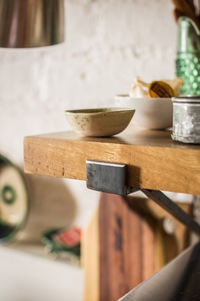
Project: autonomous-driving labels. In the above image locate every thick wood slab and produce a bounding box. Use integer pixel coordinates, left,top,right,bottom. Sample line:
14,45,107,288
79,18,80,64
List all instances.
24,129,200,195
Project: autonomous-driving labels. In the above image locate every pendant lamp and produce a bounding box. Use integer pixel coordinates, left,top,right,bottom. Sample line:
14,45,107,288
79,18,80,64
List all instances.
0,0,65,48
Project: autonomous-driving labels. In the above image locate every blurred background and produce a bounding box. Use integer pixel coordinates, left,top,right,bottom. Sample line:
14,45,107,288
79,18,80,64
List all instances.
0,0,178,300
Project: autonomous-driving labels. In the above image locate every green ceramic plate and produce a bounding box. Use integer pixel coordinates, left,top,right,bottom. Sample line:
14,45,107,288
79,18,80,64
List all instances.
0,155,29,241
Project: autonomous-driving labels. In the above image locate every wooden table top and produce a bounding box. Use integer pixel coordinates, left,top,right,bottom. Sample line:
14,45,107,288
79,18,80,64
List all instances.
24,128,200,195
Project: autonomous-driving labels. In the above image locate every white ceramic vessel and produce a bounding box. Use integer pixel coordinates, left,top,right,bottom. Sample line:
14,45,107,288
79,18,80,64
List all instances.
115,95,173,130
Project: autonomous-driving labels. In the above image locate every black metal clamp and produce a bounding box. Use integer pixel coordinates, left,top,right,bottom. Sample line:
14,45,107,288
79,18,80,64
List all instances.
86,160,200,235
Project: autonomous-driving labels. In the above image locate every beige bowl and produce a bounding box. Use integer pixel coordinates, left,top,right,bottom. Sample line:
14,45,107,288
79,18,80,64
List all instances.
115,95,173,129
64,107,135,137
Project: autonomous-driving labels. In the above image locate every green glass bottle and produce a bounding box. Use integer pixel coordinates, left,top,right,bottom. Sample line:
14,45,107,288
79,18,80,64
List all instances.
176,17,200,95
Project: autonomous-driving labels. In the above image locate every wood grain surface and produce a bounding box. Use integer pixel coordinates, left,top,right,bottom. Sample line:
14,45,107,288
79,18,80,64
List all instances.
82,193,190,301
82,204,99,301
24,129,200,195
98,193,155,301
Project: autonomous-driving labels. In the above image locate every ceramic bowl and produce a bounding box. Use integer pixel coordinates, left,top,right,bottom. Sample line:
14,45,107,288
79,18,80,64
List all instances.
115,95,173,129
64,107,135,137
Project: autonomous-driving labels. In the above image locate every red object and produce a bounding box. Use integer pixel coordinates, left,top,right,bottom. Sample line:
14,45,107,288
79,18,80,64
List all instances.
54,227,81,247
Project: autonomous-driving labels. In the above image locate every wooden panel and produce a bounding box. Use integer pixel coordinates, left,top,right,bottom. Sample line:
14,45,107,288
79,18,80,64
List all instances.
127,196,191,272
24,130,200,195
82,204,99,301
82,194,191,301
99,194,156,301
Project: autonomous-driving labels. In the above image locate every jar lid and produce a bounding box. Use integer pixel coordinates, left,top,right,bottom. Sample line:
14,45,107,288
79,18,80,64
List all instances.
172,96,200,103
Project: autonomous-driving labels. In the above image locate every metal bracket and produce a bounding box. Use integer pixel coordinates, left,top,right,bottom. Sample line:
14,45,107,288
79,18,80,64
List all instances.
86,160,200,235
141,189,200,235
86,160,131,195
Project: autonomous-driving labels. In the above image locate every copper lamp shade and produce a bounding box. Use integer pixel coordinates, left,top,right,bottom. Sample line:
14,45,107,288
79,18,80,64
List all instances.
0,0,65,48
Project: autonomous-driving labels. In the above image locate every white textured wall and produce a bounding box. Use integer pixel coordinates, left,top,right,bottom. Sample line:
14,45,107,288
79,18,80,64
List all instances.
0,0,177,298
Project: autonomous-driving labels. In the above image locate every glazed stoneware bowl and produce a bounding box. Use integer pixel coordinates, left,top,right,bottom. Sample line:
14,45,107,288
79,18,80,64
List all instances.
115,95,173,130
64,107,135,137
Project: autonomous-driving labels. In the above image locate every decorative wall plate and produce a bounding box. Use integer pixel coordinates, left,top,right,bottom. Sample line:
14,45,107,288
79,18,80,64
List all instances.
0,155,28,241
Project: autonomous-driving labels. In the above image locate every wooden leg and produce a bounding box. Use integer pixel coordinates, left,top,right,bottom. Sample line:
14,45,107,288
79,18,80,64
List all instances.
82,193,191,301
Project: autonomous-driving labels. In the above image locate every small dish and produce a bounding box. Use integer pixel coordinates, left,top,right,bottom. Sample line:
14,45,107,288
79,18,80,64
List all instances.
115,95,173,129
42,227,81,264
42,227,81,256
64,107,135,137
